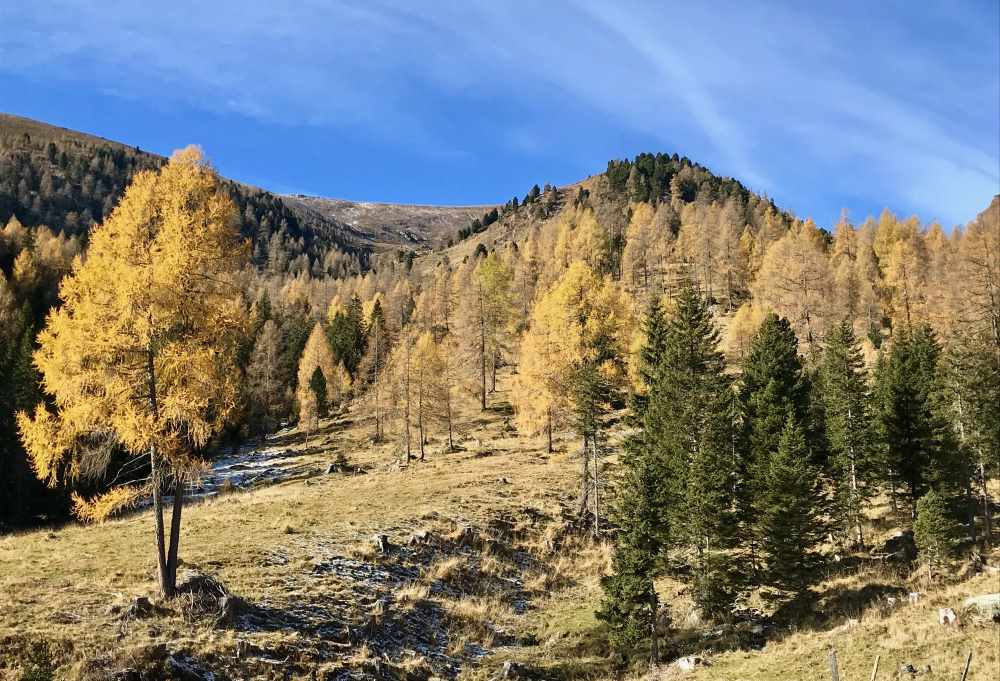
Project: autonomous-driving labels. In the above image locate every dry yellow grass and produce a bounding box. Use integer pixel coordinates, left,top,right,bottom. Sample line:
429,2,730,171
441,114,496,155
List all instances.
2,371,998,680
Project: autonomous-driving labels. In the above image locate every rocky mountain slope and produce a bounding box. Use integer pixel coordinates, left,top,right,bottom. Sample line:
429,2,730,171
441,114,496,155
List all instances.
284,195,491,252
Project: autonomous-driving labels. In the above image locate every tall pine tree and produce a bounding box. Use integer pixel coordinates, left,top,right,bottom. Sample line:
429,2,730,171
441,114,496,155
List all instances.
598,432,665,668
757,416,828,605
820,321,874,549
875,324,958,519
599,302,669,666
646,286,737,617
738,313,814,574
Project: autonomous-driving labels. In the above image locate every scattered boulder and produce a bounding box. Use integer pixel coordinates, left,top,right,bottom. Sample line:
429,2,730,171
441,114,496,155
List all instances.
673,655,711,672
497,660,525,679
908,592,921,605
937,607,959,626
166,653,215,681
962,593,1000,620
371,534,391,555
325,463,339,475
408,529,435,546
900,662,917,676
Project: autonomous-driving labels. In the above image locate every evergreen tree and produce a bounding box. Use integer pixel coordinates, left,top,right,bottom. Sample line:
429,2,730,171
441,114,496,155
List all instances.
913,488,957,580
876,324,957,518
740,313,814,470
328,294,366,378
630,298,669,421
599,300,670,667
598,439,664,668
309,366,329,419
943,331,1000,546
11,318,41,413
757,416,828,604
738,313,814,574
644,286,737,617
820,321,874,549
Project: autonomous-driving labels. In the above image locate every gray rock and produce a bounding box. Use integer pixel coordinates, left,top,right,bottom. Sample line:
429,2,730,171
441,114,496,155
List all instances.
408,529,433,546
674,655,711,672
963,593,1000,619
371,533,391,555
498,660,524,679
938,607,959,626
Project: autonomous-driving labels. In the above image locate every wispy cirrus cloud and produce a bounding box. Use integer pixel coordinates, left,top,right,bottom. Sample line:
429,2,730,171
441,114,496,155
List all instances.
0,0,995,223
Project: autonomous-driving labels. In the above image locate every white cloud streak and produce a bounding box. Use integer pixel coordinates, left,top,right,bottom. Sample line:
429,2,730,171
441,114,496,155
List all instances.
0,0,995,224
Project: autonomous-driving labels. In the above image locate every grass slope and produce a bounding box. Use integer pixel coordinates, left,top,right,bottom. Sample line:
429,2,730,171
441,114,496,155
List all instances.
1,374,998,680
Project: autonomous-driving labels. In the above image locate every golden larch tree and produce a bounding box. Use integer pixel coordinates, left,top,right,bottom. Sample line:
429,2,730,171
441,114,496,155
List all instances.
17,147,248,598
297,321,348,436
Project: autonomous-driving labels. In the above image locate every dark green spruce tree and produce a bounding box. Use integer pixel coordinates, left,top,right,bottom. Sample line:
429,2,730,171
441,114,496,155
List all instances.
600,302,668,667
757,416,828,606
913,487,957,580
328,294,367,378
875,324,960,520
648,286,737,617
738,313,814,574
598,432,665,668
942,330,1000,546
309,366,329,419
629,298,669,422
820,321,875,550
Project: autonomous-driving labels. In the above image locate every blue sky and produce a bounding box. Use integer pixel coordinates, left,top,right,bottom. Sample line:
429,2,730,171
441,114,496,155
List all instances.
1,1,997,227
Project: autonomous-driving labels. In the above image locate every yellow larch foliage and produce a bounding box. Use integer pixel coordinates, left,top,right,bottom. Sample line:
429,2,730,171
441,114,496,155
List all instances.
725,301,770,362
882,217,927,329
751,218,833,356
514,261,633,442
16,146,248,522
297,321,347,425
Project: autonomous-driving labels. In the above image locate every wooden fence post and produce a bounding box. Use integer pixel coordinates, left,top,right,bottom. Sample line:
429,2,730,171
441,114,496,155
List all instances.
828,649,840,681
869,654,880,681
959,650,972,681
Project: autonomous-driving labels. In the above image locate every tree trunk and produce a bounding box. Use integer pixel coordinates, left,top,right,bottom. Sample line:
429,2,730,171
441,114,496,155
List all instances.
546,409,553,454
491,351,498,393
649,593,659,670
146,348,171,599
981,461,992,548
479,287,487,410
150,446,170,598
850,459,864,550
576,438,590,520
888,467,899,516
164,477,185,597
591,432,600,537
418,375,425,461
965,479,977,544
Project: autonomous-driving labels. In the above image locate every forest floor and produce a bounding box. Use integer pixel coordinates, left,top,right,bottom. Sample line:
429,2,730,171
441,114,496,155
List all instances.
1,375,998,680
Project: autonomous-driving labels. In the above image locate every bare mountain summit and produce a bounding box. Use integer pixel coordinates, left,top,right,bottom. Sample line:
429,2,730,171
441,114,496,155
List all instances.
284,194,491,251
